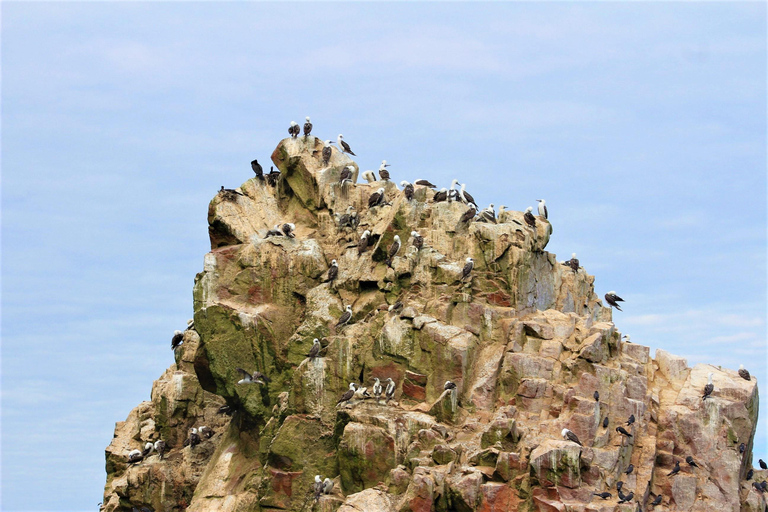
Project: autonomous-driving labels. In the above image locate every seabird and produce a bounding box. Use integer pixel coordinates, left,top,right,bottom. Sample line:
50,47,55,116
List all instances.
265,225,285,238
326,260,338,283
308,338,322,360
523,207,536,228
289,121,299,138
594,391,600,401
616,426,633,437
337,134,356,156
604,291,624,311
141,442,154,458
747,469,754,480
386,235,401,268
566,253,579,272
760,459,767,470
616,481,624,492
281,223,295,238
372,378,383,399
702,372,714,400
385,378,396,401
592,492,612,500
537,199,548,219
337,383,356,406
444,380,457,391
401,181,414,201
127,449,143,464
251,159,264,181
752,482,764,493
602,417,609,428
561,428,582,446
624,464,634,475
171,330,183,350
411,231,423,250
414,179,436,188
618,490,634,503
322,140,332,165
477,204,496,224
626,414,635,426
459,184,476,206
236,368,270,385
336,305,353,328
199,425,213,439
313,475,323,499
740,443,747,453
739,365,752,381
337,206,356,229
461,257,474,281
388,301,403,314
433,188,448,203
303,116,312,137
448,179,459,201
358,230,371,255
322,477,334,494
219,186,244,199
368,187,386,208
686,455,699,468
153,440,167,460
361,170,376,183
667,460,680,476
353,384,371,400
339,166,353,185
459,204,477,224
378,160,390,181
185,428,201,448
266,166,281,186
497,205,507,222
218,404,234,415
650,494,662,507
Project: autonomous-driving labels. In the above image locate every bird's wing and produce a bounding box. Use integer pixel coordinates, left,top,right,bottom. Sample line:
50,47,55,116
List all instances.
236,368,251,378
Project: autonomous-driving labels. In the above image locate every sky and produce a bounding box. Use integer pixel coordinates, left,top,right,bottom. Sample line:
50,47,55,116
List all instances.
1,2,766,511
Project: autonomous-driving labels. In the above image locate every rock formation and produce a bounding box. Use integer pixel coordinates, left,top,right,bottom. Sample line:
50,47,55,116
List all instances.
104,135,763,512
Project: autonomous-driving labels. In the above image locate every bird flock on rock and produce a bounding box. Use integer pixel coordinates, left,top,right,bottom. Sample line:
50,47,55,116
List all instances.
123,118,763,511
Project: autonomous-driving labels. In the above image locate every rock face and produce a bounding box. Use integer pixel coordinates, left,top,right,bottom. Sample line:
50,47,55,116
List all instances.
104,136,761,512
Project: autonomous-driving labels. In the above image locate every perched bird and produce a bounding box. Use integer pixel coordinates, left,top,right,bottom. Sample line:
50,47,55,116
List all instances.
401,181,414,201
594,390,600,401
303,116,312,137
127,449,143,464
626,414,635,426
322,140,333,165
740,443,747,454
624,464,634,475
592,492,612,500
411,231,423,250
752,482,764,493
444,380,457,391
326,260,338,283
448,179,460,201
219,186,244,199
368,187,386,208
760,480,768,492
236,368,270,385
358,230,371,255
313,475,324,499
378,160,391,181
141,441,154,457
199,425,213,439
477,204,496,224
361,170,376,183
308,338,322,360
353,384,371,400
281,223,296,238
523,206,536,228
171,330,184,350
372,378,383,399
459,204,477,224
337,134,356,156
459,183,476,206
702,372,714,400
537,199,548,219
739,365,751,381
604,291,624,311
760,459,768,470
747,468,754,480
336,305,353,328
153,440,167,460
686,456,699,468
433,188,448,203
185,427,201,448
561,428,582,446
461,257,474,281
217,404,234,415
414,179,436,188
565,253,579,272
338,166,353,185
616,426,633,437
251,159,264,181
289,121,299,138
667,460,681,476
385,377,396,401
603,417,609,428
616,481,624,492
266,166,281,186
322,477,334,495
388,302,403,314
265,225,285,238
618,491,634,503
650,494,662,507
622,334,631,343
337,383,356,405
337,206,357,229
386,235,401,268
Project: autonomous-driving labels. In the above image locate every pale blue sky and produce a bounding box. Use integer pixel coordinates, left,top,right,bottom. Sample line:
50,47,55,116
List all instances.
2,2,766,510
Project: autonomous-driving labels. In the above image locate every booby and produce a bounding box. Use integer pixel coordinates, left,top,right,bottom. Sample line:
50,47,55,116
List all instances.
378,160,390,181
171,330,183,350
372,378,382,399
236,368,270,385
154,440,167,460
337,134,356,156
650,494,662,507
336,305,353,328
266,166,281,186
386,235,401,267
357,230,371,254
401,181,414,201
199,425,213,439
308,338,322,360
326,260,338,283
686,455,699,468
141,442,154,457
561,428,583,446
353,384,371,400
313,475,323,499
566,253,579,272
218,405,234,415
604,291,624,311
667,460,680,476
289,121,299,138
523,207,536,228
444,380,457,391
337,206,356,229
339,166,353,185
477,204,496,224
702,372,714,400
594,390,599,401
281,223,296,238
626,414,635,426
592,492,611,500
459,204,477,224
265,225,285,238
127,449,143,464
459,184,476,206
433,188,448,203
322,477,334,494
739,365,751,381
414,179,436,188
447,179,460,202
368,187,386,208
361,170,376,183
461,257,474,281
760,459,767,470
411,231,423,250
186,428,201,448
251,159,264,181
616,426,633,437
602,417,609,428
322,140,332,165
388,301,403,314
303,116,312,137
497,205,507,223
385,377,396,400
337,383,356,406
537,199,548,219
624,464,634,475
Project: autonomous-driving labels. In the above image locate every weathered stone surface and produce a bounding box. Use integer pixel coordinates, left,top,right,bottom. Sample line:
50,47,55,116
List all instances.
338,422,396,494
529,440,582,489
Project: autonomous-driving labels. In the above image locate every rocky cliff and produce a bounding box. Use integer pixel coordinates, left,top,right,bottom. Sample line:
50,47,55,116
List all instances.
103,136,763,512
